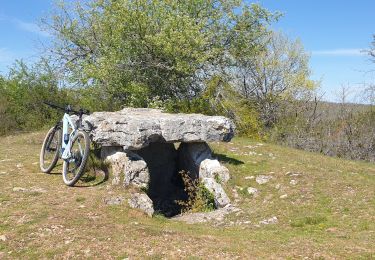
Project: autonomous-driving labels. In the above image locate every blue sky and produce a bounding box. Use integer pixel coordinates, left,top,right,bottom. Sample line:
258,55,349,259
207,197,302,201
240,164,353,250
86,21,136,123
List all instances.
0,1,374,102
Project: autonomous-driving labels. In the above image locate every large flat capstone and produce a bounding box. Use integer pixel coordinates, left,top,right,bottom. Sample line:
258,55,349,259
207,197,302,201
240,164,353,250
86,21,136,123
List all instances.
83,108,235,150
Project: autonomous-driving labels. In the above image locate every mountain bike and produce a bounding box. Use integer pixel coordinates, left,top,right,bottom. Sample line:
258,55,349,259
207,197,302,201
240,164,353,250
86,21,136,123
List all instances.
40,101,90,186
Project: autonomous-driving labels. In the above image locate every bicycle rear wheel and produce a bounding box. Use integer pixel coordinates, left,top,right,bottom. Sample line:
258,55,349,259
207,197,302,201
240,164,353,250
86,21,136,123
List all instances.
40,127,61,173
62,130,90,186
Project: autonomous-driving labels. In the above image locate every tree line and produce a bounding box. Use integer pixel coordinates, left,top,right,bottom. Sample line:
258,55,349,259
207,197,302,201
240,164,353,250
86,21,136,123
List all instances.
0,0,374,161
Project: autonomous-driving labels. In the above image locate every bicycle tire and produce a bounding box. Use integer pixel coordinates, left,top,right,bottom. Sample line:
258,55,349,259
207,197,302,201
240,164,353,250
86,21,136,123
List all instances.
62,130,90,186
40,127,61,173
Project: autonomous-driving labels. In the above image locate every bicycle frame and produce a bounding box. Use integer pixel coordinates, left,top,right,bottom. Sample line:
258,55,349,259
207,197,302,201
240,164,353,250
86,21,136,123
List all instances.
61,113,78,160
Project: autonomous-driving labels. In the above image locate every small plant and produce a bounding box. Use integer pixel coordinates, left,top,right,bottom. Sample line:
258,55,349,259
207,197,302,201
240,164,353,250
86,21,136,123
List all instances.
80,149,109,184
176,170,216,213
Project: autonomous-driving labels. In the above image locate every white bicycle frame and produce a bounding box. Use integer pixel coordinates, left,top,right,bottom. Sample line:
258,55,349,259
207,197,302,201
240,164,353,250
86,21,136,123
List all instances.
61,113,78,161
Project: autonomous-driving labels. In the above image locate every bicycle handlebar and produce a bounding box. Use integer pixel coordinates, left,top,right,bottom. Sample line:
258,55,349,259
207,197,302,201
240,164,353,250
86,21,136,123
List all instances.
43,101,90,116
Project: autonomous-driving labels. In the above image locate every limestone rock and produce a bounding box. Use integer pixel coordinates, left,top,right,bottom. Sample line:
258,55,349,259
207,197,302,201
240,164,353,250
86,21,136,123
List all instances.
201,178,230,208
105,151,149,188
83,108,235,149
259,216,278,225
199,159,230,183
104,196,125,205
178,142,212,178
100,146,123,160
256,175,272,185
172,204,239,224
128,193,154,217
247,187,259,196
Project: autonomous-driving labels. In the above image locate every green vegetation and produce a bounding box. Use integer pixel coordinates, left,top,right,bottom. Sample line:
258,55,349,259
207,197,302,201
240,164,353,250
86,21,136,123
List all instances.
176,171,216,213
2,0,374,162
0,132,373,258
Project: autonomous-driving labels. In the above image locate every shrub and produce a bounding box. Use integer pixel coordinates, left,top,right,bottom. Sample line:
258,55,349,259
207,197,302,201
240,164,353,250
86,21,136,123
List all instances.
176,171,216,213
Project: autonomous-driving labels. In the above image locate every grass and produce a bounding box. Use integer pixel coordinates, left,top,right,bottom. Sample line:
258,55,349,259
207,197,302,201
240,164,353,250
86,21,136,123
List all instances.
0,132,374,259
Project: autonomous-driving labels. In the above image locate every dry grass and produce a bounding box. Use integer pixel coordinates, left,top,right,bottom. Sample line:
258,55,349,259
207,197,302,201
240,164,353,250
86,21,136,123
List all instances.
0,132,374,259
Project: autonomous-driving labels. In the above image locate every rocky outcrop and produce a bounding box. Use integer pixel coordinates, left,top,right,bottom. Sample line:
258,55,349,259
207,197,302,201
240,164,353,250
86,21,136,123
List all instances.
83,108,235,149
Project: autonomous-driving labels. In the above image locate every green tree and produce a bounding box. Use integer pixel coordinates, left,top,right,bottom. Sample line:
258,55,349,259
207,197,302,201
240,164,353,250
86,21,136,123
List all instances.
233,32,317,127
0,60,72,135
43,0,278,109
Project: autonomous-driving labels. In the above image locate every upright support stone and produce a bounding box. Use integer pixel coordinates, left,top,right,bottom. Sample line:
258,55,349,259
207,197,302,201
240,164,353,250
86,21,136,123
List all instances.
105,151,149,188
177,142,212,178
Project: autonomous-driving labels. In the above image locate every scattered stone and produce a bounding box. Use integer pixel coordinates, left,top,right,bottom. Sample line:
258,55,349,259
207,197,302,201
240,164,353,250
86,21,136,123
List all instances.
173,204,238,224
104,196,125,205
285,171,302,177
259,216,278,225
244,176,255,180
31,187,47,193
201,178,230,208
247,187,259,196
290,180,298,186
0,235,7,242
13,187,27,192
83,108,235,149
128,193,154,217
13,187,47,193
256,175,272,185
275,184,281,190
279,194,288,199
199,159,230,183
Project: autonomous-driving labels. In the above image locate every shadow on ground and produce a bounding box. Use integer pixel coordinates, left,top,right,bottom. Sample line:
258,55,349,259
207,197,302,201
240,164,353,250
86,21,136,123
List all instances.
213,153,244,165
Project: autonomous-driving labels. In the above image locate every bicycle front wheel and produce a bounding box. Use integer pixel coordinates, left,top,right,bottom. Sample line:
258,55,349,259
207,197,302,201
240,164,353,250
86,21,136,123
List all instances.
40,126,61,173
62,130,90,186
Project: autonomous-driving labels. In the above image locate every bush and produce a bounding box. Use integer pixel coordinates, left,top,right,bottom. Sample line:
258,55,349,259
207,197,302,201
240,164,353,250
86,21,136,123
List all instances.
176,171,216,213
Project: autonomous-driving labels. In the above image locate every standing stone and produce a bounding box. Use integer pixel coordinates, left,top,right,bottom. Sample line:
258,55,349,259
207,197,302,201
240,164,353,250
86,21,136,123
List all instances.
128,193,154,217
177,142,212,178
199,159,230,183
106,151,149,188
201,178,230,208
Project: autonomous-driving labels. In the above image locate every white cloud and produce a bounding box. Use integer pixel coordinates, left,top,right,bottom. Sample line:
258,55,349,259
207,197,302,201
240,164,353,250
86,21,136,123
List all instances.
12,18,50,37
311,48,367,56
0,14,50,37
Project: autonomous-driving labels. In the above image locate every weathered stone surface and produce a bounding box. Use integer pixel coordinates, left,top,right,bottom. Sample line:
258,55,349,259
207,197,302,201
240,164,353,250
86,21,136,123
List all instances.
128,193,154,217
247,187,259,196
201,178,230,208
256,175,272,185
83,108,235,149
177,142,231,208
177,142,212,178
199,159,230,183
100,146,123,160
172,204,239,224
104,196,125,205
106,151,149,188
